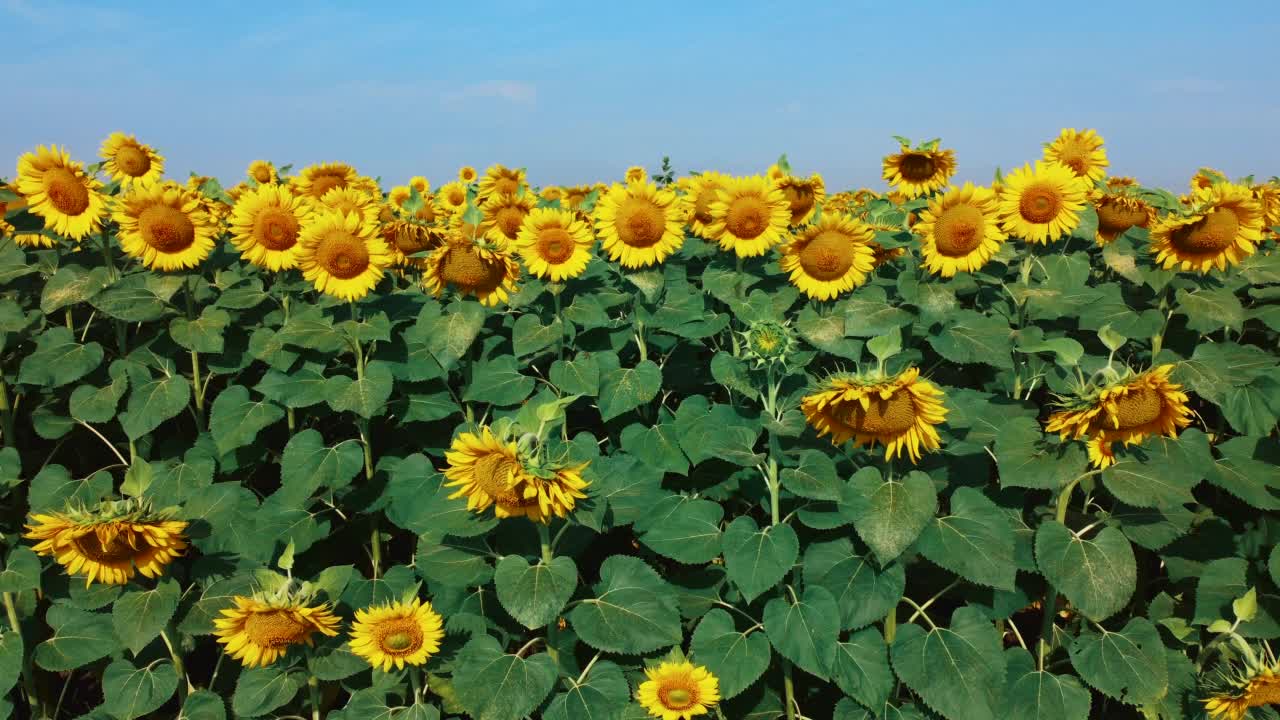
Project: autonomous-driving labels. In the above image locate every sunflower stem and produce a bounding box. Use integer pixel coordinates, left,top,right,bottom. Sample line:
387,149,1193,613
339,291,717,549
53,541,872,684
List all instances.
766,457,781,526
552,284,565,362
3,591,43,718
782,659,798,720
0,374,15,449
184,275,205,427
101,229,128,354
160,628,193,701
537,521,554,564
64,307,73,331
307,675,323,720
1038,478,1078,670
409,666,422,704
883,605,897,645
535,521,561,666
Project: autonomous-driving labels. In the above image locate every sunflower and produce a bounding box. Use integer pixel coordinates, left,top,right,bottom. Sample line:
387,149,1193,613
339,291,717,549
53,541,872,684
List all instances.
775,173,827,226
779,214,876,300
516,207,595,281
766,164,786,183
214,592,340,668
477,164,527,204
423,241,521,306
540,185,563,202
438,181,469,214
868,241,907,270
882,141,957,198
315,186,380,225
1191,168,1228,191
1093,177,1155,245
995,161,1089,244
626,166,648,184
442,426,589,522
14,145,109,241
1086,436,1118,470
683,171,730,239
914,183,1006,277
802,367,948,463
100,132,164,186
1253,182,1280,231
292,162,370,202
562,184,596,212
636,661,721,720
704,175,791,257
1043,128,1109,184
1045,364,1193,459
483,191,537,245
382,220,444,267
410,176,431,195
114,182,218,270
229,183,313,271
459,166,478,184
25,499,187,587
1149,182,1265,273
349,598,445,672
247,160,278,185
593,180,687,268
297,210,392,301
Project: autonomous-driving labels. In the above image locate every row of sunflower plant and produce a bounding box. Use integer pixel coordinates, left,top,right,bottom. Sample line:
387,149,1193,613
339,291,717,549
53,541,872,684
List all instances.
0,128,1277,720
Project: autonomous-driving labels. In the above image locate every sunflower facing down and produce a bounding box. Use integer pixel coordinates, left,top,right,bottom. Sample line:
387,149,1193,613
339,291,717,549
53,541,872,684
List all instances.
516,207,595,281
296,210,393,301
704,175,792,257
15,144,109,241
593,180,688,268
247,160,278,185
682,171,730,239
114,182,219,270
995,161,1089,244
292,162,376,202
214,591,341,668
476,164,527,204
382,220,444,268
1045,364,1193,465
779,213,877,301
229,183,314,271
1043,128,1109,184
801,367,948,463
349,597,445,672
442,426,589,522
914,183,1007,277
636,661,721,720
422,241,522,306
1149,182,1265,273
100,132,165,187
882,140,957,199
1092,177,1155,246
775,173,827,226
626,166,648,184
25,499,188,587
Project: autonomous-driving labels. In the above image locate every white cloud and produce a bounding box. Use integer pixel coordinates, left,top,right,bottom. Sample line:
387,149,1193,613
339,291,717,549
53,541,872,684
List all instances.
441,81,537,109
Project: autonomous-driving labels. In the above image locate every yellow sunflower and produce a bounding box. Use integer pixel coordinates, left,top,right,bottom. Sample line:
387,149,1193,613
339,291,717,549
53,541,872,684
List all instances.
297,210,392,301
683,171,730,240
349,598,445,672
704,175,791,257
114,182,218,270
442,426,589,522
382,220,444,268
1253,182,1280,231
882,142,957,198
1204,657,1280,720
247,160,278,185
14,145,109,241
438,181,470,214
1191,168,1228,192
914,183,1007,277
562,184,596,212
626,166,648,184
766,164,786,183
214,593,340,668
516,207,595,281
410,176,431,195
483,191,537,246
315,186,380,226
422,241,521,306
1045,364,1193,462
1093,177,1155,245
593,180,687,268
459,166,478,184
25,500,187,587
100,132,165,187
292,162,371,203
775,173,827,226
229,183,313,271
995,161,1089,244
1043,128,1109,184
802,367,948,463
1149,182,1264,273
779,214,876,300
1087,436,1118,470
636,661,721,720
540,185,563,202
477,164,527,204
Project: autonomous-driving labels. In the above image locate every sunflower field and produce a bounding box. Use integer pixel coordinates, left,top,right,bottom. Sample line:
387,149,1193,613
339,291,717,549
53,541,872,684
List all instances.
0,130,1278,720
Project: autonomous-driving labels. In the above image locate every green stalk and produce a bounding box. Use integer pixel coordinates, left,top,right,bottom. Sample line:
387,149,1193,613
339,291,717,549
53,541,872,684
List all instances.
184,275,204,427
308,675,323,720
536,522,560,665
4,591,43,718
0,375,15,449
883,606,897,644
160,629,192,703
1038,479,1077,670
782,660,797,720
101,229,128,354
766,460,796,720
282,293,296,432
409,666,422,704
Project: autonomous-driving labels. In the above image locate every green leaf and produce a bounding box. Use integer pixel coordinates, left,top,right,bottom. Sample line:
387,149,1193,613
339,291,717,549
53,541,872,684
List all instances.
569,554,682,654
1002,647,1092,720
1176,287,1245,332
542,659,630,720
28,465,111,512
598,360,662,421
620,421,688,474
180,690,227,720
277,430,364,504
101,658,179,720
326,361,394,418
452,634,558,720
803,538,905,631
307,634,367,682
232,665,304,718
17,327,104,388
177,575,256,635
40,265,110,314
843,468,937,564
415,538,493,587
1068,617,1168,705
832,627,894,710
34,605,122,671
170,307,231,353
690,609,771,699
711,352,758,399
1035,522,1136,621
842,287,913,337
384,455,497,538
866,327,902,363
404,390,461,423
763,585,840,680
69,363,129,423
721,515,798,603
254,365,329,409
0,546,42,593
927,310,1014,369
0,624,21,699
91,275,171,322
494,555,577,630
1101,437,1200,508
1015,336,1084,367
637,495,724,564
120,374,191,441
150,447,216,506
550,353,601,396
780,450,841,501
1194,558,1280,638
513,314,564,357
210,385,284,454
916,487,1016,591
890,606,1006,720
464,355,536,406
112,578,180,654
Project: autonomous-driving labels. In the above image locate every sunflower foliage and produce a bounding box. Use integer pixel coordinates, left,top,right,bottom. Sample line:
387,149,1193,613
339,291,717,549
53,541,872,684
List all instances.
0,133,1278,720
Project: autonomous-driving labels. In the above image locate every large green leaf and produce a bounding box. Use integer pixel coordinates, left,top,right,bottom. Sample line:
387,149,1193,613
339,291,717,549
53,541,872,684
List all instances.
721,515,798,603
1067,617,1167,705
842,468,937,565
0,546,42,593
569,554,682,654
690,609,771,699
452,634,558,720
17,326,104,388
599,360,662,421
232,665,304,718
101,658,179,720
277,429,365,504
120,373,191,440
494,555,577,630
636,495,724,564
34,605,122,671
464,355,536,406
542,659,630,720
780,450,842,501
916,487,1016,590
889,606,1006,720
927,310,1014,369
763,585,840,680
112,578,180,654
326,360,395,418
832,627,894,710
209,384,284,454
1002,647,1092,720
0,629,21,699
803,538,905,631
1035,521,1136,622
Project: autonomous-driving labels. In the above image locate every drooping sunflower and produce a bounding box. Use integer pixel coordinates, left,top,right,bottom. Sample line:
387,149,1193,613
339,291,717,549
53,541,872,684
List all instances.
775,173,827,226
14,145,109,241
292,162,368,203
995,161,1089,244
247,160,278,185
441,426,590,522
349,597,445,672
1203,647,1280,720
1092,177,1155,245
422,240,522,306
1043,128,1109,184
315,186,380,226
914,183,1007,277
704,175,791,257
1149,182,1265,273
477,164,527,204
683,171,730,239
593,180,688,268
483,191,537,246
779,214,876,300
1191,168,1228,192
382,220,444,268
636,661,721,720
437,181,470,214
25,499,187,587
516,207,595,281
100,132,165,187
882,140,957,198
626,166,648,184
229,183,314,271
802,367,948,463
214,591,340,668
296,210,392,301
562,184,596,212
114,182,219,270
1045,364,1193,455
458,166,478,184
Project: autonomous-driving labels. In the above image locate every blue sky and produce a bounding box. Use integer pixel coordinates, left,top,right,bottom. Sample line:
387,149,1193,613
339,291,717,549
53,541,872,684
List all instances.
2,0,1278,191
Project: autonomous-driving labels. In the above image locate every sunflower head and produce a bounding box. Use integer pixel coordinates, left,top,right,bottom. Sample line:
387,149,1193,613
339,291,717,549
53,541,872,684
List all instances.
516,206,595,282
739,321,797,369
229,182,314,271
349,597,445,672
483,191,537,244
422,239,522,307
626,166,648,184
914,182,1007,277
442,425,590,523
1191,168,1229,191
409,176,431,195
882,138,957,199
382,219,444,268
636,661,721,720
296,210,392,301
1202,645,1280,720
25,497,188,587
779,213,877,301
995,161,1089,244
593,180,688,268
682,171,730,239
248,160,278,185
1045,364,1194,465
1251,181,1280,230
459,166,479,184
100,132,165,187
437,181,470,214
114,182,219,271
316,186,379,225
801,367,948,463
1149,182,1264,273
1093,182,1155,246
775,173,827,226
477,164,527,203
705,175,792,257
15,144,109,241
214,584,340,668
540,185,563,202
292,162,366,202
1043,128,1109,184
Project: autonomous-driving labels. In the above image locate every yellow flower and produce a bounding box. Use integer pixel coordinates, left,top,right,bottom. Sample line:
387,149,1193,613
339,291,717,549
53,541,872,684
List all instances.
1191,167,1228,191
1149,182,1264,273
540,185,563,202
477,164,527,204
292,162,372,202
561,184,596,212
229,183,314,271
636,661,720,720
349,598,445,672
1043,128,1109,184
704,175,792,258
516,207,595,281
214,594,340,668
483,191,537,245
801,367,948,463
314,186,380,226
100,132,165,186
422,241,522,307
626,166,648,184
1092,177,1155,246
14,144,109,241
114,182,219,271
766,164,786,182
382,220,444,268
882,143,957,198
410,176,430,195
458,166,478,183
778,214,876,301
1086,436,1117,469
24,501,187,587
593,180,688,268
1252,181,1280,230
683,171,730,240
995,161,1089,244
914,183,1007,277
247,160,278,185
296,210,392,301
438,181,469,214
1203,658,1280,720
775,173,826,226
442,426,589,522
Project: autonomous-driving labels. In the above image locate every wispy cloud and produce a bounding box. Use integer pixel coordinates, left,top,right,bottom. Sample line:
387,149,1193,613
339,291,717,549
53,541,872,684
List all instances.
441,81,537,110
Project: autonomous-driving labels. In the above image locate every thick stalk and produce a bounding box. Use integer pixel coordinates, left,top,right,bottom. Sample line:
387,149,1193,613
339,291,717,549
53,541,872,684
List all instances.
160,629,192,703
4,591,42,718
184,276,204,427
767,461,796,719
1038,480,1076,669
782,660,797,720
537,522,560,665
308,675,323,720
409,666,422,704
883,606,897,644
